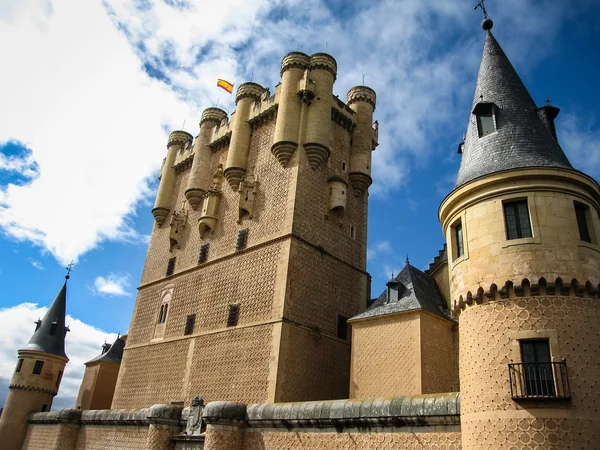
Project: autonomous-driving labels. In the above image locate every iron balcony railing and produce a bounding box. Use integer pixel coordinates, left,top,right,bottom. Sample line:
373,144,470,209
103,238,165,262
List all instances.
508,361,571,400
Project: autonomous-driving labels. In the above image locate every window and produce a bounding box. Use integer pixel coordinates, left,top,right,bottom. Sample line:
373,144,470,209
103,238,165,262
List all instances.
504,200,532,240
41,404,48,412
33,360,44,375
16,359,23,373
198,243,210,265
520,340,554,396
455,222,464,258
350,225,356,240
184,314,196,335
158,303,169,324
166,257,176,276
341,161,346,172
236,229,248,251
56,370,63,388
337,315,348,340
49,321,58,336
227,304,239,327
574,202,592,243
473,102,497,138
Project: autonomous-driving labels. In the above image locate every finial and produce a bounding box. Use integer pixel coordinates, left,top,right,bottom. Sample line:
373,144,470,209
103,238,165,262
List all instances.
546,97,551,105
474,0,493,30
406,255,410,265
65,260,74,280
391,272,394,279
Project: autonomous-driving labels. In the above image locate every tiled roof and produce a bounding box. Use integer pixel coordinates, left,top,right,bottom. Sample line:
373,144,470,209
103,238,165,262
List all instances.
21,282,69,359
350,263,451,322
455,31,572,187
86,336,125,365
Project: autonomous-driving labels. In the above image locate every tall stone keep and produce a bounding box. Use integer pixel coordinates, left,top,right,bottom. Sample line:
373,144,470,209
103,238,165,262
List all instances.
0,278,70,450
112,51,378,409
440,20,600,449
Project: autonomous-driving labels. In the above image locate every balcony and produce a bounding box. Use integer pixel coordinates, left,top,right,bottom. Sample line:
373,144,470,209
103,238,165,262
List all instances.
508,361,571,400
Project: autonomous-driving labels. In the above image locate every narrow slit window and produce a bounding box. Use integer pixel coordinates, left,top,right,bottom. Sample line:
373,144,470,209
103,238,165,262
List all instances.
455,222,464,258
504,200,532,240
166,257,176,276
227,304,239,327
236,229,248,251
33,360,44,375
41,404,48,412
337,315,348,340
575,202,592,243
198,243,210,265
350,225,356,240
184,314,196,336
16,359,23,373
56,370,63,388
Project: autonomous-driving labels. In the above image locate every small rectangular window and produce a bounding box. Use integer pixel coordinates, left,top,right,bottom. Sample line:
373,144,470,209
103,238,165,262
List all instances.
184,314,196,336
16,359,23,373
477,109,495,137
455,222,464,258
504,200,532,240
41,404,48,412
236,230,248,251
166,257,176,276
350,225,356,240
337,315,348,340
575,202,592,243
198,243,210,264
227,304,239,327
49,321,58,336
56,370,63,388
33,360,44,375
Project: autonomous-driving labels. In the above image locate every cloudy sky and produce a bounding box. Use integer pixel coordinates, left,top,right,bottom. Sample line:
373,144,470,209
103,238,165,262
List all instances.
1,0,599,410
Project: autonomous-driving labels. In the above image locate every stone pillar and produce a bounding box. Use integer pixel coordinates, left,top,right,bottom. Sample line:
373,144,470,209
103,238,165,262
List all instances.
271,52,310,167
347,86,376,196
145,404,183,450
152,130,193,226
0,351,67,450
185,108,228,210
224,83,264,189
303,53,337,169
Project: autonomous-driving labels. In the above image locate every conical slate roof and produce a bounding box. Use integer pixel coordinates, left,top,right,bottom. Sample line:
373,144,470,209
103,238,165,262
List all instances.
455,31,572,187
21,281,69,359
85,336,125,365
350,263,451,322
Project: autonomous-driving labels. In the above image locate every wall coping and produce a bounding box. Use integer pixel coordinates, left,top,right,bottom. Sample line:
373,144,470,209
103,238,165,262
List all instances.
203,393,460,429
27,404,182,427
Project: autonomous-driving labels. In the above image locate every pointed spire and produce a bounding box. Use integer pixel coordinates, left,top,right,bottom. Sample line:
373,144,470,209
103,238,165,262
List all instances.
455,30,572,187
20,280,70,359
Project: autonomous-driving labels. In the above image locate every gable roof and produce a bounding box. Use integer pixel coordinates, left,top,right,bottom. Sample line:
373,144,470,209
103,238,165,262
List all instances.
85,336,125,365
350,263,452,322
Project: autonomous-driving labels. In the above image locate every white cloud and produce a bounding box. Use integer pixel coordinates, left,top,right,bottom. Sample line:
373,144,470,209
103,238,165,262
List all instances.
92,273,132,297
367,240,392,261
559,113,600,178
29,259,45,270
0,0,590,265
0,302,117,410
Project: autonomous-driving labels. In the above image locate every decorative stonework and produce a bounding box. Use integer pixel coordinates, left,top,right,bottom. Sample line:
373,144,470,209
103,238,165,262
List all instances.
270,141,297,167
280,52,310,75
347,86,377,110
349,172,373,196
198,165,224,238
208,131,231,151
200,108,228,126
235,82,265,105
223,166,246,190
309,53,338,81
248,104,277,131
169,200,188,252
304,142,330,169
168,130,194,148
331,107,355,132
452,276,600,317
238,172,259,223
151,207,170,227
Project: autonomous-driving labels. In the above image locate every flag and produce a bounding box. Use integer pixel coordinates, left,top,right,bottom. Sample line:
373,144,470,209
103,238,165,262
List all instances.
217,79,234,94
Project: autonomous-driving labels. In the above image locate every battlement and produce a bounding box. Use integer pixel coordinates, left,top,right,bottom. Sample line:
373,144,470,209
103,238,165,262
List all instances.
347,85,376,110
200,107,227,126
308,52,337,80
235,82,265,104
280,51,310,74
167,130,193,148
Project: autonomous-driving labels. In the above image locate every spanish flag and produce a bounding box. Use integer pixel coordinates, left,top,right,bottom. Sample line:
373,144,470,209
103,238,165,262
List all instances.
217,79,234,94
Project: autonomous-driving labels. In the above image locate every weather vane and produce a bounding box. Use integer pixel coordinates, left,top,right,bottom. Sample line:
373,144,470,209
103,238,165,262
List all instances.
65,260,74,280
474,0,494,30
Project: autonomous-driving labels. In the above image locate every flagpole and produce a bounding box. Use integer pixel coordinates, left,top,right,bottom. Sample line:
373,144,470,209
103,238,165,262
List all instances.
215,97,220,108
227,84,234,116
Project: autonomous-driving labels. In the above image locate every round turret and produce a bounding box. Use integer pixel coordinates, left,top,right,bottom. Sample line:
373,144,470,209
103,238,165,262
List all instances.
280,51,310,75
347,86,377,196
347,86,376,110
167,130,193,148
224,83,265,189
309,53,337,81
186,108,228,209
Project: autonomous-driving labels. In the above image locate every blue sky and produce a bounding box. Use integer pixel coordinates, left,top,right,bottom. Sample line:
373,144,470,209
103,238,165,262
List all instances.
1,0,599,409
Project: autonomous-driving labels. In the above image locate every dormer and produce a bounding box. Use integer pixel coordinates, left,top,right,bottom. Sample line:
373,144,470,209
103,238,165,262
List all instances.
472,101,498,138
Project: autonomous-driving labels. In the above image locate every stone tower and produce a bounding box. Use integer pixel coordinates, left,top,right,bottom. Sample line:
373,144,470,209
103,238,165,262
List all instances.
440,20,600,448
0,278,70,450
75,336,125,410
112,52,378,409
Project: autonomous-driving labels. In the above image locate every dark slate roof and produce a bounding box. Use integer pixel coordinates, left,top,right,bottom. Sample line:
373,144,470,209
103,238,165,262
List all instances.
455,31,572,187
85,336,125,365
350,264,452,322
21,281,69,359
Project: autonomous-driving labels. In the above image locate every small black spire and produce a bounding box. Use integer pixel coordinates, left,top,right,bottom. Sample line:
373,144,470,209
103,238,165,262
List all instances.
20,279,70,359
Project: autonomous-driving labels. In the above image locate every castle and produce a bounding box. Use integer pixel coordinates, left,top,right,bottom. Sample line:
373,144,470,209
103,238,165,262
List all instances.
1,16,599,450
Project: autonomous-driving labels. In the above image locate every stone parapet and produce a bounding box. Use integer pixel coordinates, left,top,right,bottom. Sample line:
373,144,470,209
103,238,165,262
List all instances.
280,52,310,75
168,130,194,148
347,86,377,110
200,108,227,126
309,53,338,80
202,393,460,429
235,82,265,105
